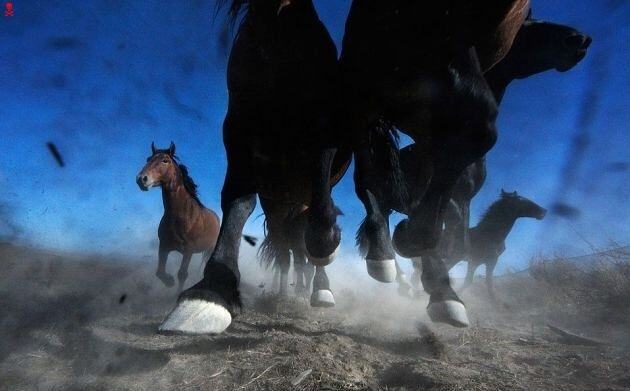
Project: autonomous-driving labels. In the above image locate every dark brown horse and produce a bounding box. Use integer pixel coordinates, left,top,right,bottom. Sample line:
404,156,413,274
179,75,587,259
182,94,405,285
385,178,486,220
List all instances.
136,142,221,294
389,17,590,298
448,190,546,298
159,0,351,334
344,0,533,327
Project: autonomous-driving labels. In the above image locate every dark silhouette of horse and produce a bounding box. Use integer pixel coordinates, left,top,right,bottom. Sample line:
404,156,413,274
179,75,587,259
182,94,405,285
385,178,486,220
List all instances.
159,0,351,334
448,190,546,298
136,142,221,294
345,0,533,327
359,16,590,306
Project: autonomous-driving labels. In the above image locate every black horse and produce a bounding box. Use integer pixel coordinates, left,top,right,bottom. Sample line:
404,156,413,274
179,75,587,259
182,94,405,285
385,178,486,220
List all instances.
345,0,532,326
389,17,590,298
447,190,546,298
159,0,350,334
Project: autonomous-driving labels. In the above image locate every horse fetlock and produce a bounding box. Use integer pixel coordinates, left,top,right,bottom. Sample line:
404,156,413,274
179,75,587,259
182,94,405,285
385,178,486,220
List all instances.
305,223,341,266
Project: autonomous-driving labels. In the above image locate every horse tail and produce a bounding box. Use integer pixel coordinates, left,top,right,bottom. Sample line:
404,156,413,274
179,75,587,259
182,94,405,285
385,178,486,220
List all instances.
368,119,407,210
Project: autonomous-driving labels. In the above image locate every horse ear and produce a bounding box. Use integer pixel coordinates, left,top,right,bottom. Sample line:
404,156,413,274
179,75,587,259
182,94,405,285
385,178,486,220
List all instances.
526,8,532,20
169,141,176,156
151,142,156,155
501,188,507,196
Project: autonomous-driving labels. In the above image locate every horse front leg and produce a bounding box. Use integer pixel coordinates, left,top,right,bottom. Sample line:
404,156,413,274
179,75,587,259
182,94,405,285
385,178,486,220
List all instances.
293,248,308,297
395,260,413,298
421,251,470,328
156,246,175,288
305,147,341,267
354,145,397,283
310,265,335,307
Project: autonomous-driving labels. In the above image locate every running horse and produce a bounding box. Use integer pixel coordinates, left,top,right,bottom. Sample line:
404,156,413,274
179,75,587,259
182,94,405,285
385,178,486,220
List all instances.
159,0,350,334
448,190,547,299
392,16,591,296
343,0,531,326
136,142,220,294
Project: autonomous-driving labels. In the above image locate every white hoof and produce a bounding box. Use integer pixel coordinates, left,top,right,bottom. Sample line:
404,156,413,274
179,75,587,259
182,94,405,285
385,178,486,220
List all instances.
159,299,232,334
366,258,397,283
427,300,470,328
306,244,339,267
310,289,335,307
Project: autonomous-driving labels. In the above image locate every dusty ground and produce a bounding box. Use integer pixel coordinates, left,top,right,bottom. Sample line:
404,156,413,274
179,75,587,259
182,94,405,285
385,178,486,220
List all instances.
1,242,629,391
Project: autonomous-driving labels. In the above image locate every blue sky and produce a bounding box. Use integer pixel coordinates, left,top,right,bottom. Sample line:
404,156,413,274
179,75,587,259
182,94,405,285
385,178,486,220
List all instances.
0,1,628,273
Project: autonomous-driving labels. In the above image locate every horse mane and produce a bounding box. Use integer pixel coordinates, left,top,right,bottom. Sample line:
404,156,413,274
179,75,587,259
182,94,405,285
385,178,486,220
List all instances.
177,163,204,207
477,193,515,227
215,0,250,25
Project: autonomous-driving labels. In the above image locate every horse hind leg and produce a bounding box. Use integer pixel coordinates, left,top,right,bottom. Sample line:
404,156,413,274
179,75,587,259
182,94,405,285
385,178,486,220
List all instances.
293,248,309,297
156,246,175,288
311,266,335,307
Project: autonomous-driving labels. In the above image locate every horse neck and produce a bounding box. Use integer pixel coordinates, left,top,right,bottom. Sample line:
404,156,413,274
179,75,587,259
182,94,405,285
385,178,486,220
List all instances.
160,171,197,216
475,203,519,241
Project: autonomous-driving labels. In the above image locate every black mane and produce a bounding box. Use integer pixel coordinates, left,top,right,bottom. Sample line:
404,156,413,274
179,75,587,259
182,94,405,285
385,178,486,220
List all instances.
178,163,203,207
477,193,517,226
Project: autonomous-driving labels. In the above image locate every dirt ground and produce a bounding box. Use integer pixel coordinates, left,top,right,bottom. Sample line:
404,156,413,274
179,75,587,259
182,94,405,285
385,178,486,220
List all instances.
1,242,629,391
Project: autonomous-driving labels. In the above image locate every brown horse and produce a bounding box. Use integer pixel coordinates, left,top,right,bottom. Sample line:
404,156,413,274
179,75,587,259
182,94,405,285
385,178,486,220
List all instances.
136,142,220,294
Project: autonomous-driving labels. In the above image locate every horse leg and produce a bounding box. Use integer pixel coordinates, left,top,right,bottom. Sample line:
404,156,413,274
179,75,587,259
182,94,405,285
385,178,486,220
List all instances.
395,260,413,298
393,47,497,257
459,261,477,293
176,252,193,295
421,251,469,328
159,127,257,334
310,265,335,307
156,246,175,287
354,145,397,282
486,259,497,301
277,246,291,298
305,147,341,267
293,249,308,297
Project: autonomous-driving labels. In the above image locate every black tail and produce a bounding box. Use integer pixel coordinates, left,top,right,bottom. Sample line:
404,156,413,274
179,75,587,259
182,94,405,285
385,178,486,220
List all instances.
368,120,407,210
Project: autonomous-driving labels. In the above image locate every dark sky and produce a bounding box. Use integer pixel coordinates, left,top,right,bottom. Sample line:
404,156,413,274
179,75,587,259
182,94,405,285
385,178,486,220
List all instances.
0,1,628,273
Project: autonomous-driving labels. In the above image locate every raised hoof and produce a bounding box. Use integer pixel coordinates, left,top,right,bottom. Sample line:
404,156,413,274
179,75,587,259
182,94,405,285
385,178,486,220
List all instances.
306,244,339,267
427,300,470,328
366,258,397,283
157,272,175,288
310,289,335,307
159,298,232,334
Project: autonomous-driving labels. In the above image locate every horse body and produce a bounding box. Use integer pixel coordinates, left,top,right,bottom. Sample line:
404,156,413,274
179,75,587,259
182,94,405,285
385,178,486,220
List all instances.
159,0,348,334
137,142,220,294
454,190,546,298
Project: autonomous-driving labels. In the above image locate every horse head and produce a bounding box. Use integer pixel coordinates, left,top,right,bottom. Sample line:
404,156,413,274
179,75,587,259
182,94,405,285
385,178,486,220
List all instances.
501,17,591,78
136,142,178,191
500,189,547,220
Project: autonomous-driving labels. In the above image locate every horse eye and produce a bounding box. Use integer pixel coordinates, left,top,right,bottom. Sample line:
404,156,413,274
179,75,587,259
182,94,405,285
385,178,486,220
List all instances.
162,159,169,164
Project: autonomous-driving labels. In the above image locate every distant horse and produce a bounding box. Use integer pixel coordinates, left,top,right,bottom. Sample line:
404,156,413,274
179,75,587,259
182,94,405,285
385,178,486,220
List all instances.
447,190,546,298
159,0,351,334
136,142,220,294
344,0,533,327
375,16,590,298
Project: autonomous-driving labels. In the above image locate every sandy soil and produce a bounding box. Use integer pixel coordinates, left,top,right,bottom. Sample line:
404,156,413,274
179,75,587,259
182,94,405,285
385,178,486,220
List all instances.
1,242,629,391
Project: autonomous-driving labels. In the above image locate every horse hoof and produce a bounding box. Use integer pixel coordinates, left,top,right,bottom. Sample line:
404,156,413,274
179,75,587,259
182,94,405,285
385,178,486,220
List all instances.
366,258,397,283
306,244,339,267
310,289,335,307
157,273,175,288
159,299,232,334
427,300,469,328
